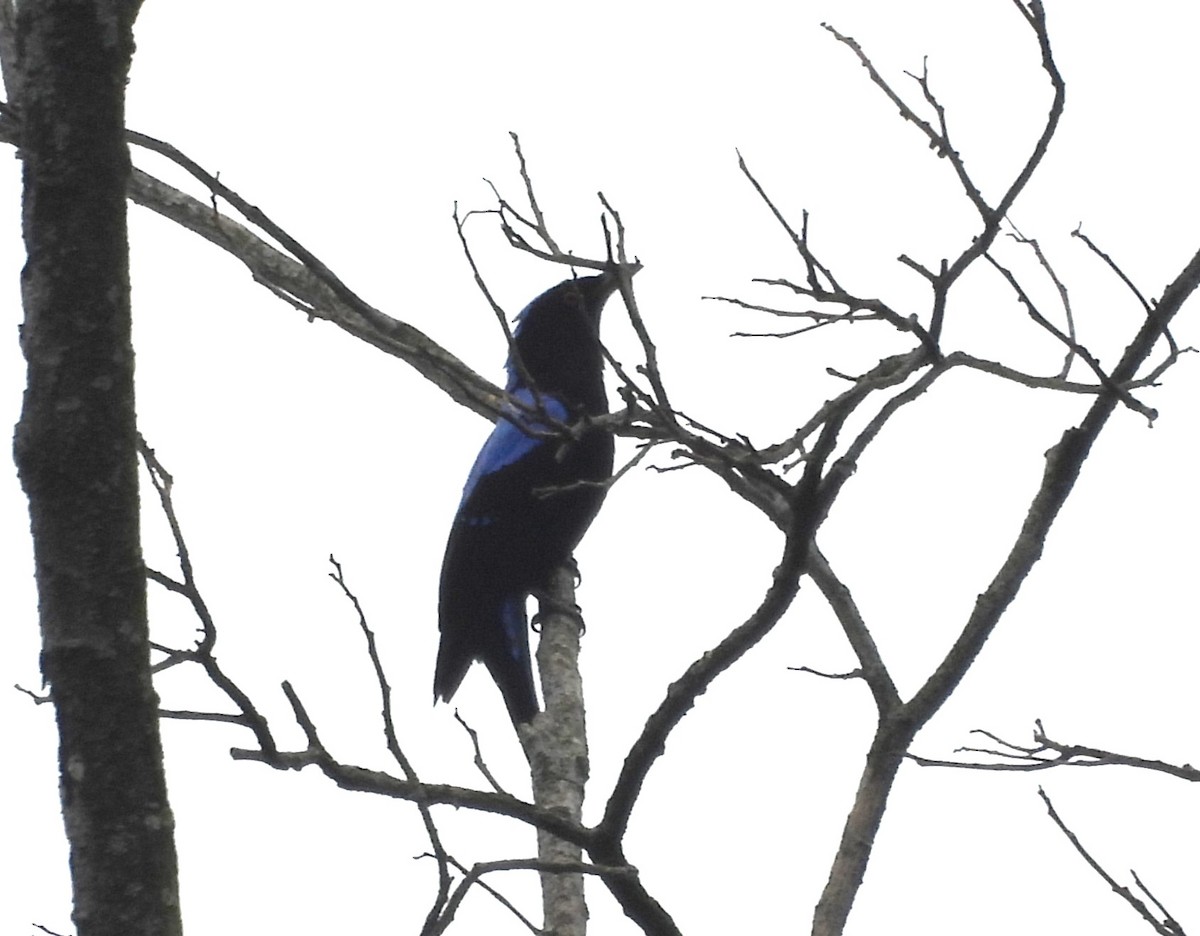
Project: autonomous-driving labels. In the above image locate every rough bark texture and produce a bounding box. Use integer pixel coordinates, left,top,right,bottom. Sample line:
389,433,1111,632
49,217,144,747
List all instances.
522,564,590,936
11,2,183,935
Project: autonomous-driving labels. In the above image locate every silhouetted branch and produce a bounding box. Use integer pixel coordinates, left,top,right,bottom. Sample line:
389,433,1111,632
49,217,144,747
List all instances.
137,441,621,927
808,6,1192,934
1071,228,1154,314
230,738,595,846
1039,787,1188,936
715,294,880,339
454,712,510,796
788,665,864,681
423,853,539,936
905,241,1200,731
984,251,1157,422
822,0,1064,351
946,351,1168,394
737,155,939,355
139,437,278,757
909,720,1200,782
2,104,508,424
596,191,671,416
598,388,859,850
1006,223,1077,377
480,135,635,276
807,547,899,713
821,25,978,205
476,137,668,432
327,557,452,934
1071,225,1192,381
508,131,561,258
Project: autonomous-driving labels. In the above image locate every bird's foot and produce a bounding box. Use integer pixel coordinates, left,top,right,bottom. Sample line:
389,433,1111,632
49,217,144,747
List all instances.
530,591,586,635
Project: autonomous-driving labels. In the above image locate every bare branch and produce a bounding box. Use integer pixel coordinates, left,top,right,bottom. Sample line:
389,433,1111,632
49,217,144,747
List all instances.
737,154,939,354
945,351,1165,395
709,294,885,338
16,683,52,705
905,244,1200,733
452,201,544,406
1072,225,1154,316
807,547,900,713
1133,870,1187,936
812,13,1189,930
820,25,974,204
994,1,1066,225
1039,787,1187,936
1007,222,1078,377
12,107,509,423
910,721,1200,783
596,191,670,415
750,351,929,475
823,0,1066,349
139,437,278,756
598,387,860,851
902,56,990,217
454,712,510,796
158,709,249,726
1072,225,1189,381
229,739,594,847
984,251,1157,422
431,856,636,936
426,853,540,936
788,665,864,682
327,557,452,933
509,131,560,257
836,355,946,469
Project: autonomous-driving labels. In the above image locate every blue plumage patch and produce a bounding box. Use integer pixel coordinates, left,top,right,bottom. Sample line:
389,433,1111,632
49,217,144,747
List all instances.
499,594,529,664
458,387,568,508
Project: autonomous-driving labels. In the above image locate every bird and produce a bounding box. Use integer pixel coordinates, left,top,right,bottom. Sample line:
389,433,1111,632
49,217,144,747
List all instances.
435,271,619,727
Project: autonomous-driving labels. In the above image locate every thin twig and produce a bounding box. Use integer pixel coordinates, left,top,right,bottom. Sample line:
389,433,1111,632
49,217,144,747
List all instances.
1007,222,1078,377
138,436,278,756
1039,787,1186,936
985,252,1157,422
909,720,1200,782
327,557,452,934
453,711,509,796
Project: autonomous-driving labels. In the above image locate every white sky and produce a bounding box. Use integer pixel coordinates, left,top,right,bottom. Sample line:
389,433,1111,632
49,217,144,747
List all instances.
3,2,1198,934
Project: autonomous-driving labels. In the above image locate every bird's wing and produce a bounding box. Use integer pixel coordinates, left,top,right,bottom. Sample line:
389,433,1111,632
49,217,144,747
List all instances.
457,389,568,512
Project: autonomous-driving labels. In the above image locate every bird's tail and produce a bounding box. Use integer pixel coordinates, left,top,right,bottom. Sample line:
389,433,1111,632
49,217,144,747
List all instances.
434,593,539,727
484,594,539,725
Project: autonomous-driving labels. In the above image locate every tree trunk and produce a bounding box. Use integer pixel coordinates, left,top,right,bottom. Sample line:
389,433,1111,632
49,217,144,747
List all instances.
522,563,590,936
12,2,183,934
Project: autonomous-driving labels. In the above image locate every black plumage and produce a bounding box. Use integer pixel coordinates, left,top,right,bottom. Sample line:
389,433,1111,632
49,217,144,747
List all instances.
435,272,618,726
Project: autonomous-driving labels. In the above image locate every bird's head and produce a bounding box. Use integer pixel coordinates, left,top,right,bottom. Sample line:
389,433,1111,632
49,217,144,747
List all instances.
519,269,621,335
506,269,626,405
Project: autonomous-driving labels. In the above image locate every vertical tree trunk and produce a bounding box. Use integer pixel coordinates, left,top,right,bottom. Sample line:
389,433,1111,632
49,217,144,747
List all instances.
523,563,590,936
12,3,183,935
